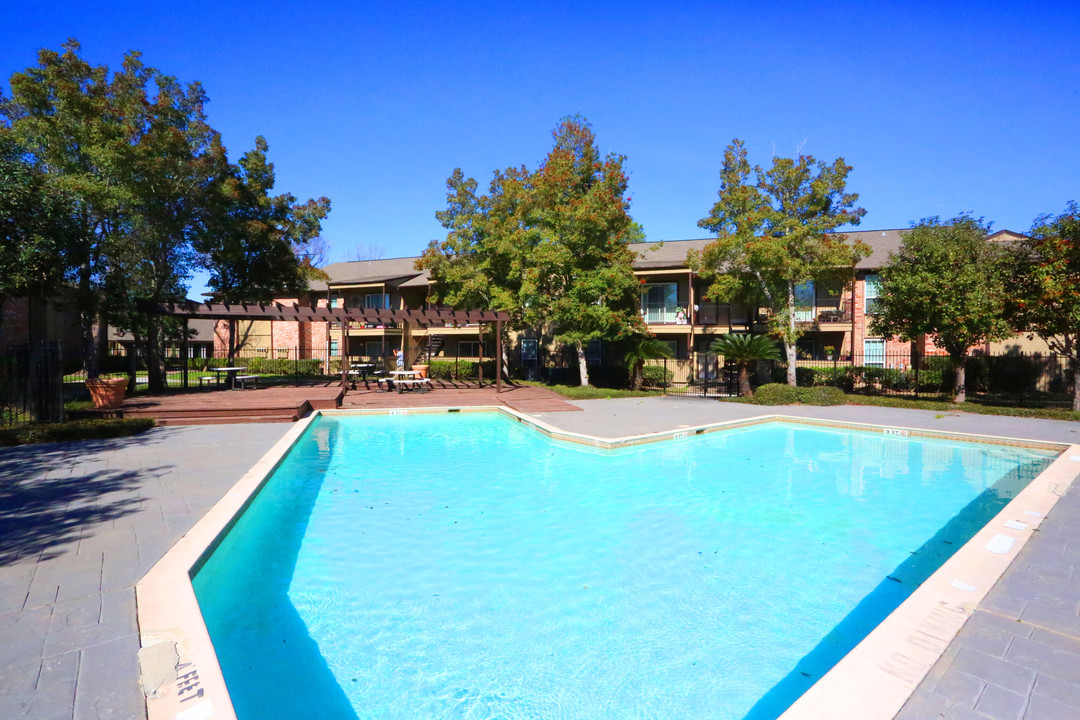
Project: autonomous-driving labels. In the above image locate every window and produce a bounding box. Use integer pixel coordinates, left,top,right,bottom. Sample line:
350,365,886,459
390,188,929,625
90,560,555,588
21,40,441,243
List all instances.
585,339,603,365
863,338,884,368
329,340,339,357
520,338,538,364
794,281,816,322
459,341,484,358
364,341,384,357
864,274,882,315
640,283,678,323
365,292,390,309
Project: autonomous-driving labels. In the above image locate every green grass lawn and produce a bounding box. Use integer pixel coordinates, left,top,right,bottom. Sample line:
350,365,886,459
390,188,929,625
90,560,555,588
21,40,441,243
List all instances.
516,380,664,400
842,393,1080,422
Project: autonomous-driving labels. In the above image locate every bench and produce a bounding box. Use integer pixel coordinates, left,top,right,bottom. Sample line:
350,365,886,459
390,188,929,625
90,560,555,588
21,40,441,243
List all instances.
198,375,217,386
395,378,431,393
234,374,259,390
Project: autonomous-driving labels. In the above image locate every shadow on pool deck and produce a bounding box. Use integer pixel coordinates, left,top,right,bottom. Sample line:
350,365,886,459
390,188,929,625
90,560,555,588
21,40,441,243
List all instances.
0,434,168,567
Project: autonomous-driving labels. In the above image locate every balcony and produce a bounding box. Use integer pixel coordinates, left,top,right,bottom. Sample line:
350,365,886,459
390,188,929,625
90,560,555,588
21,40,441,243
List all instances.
641,305,687,325
695,303,751,328
796,300,853,326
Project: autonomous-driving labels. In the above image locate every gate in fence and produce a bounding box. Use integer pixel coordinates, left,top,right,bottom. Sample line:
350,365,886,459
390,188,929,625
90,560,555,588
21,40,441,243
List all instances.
0,342,65,423
656,353,739,398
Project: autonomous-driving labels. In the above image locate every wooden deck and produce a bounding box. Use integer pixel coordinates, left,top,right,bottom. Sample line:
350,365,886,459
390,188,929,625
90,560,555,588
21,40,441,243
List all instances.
119,383,345,425
113,380,579,425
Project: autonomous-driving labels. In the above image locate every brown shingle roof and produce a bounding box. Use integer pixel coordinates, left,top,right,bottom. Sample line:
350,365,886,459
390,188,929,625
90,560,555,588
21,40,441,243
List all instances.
309,256,425,292
311,228,1017,291
628,230,908,271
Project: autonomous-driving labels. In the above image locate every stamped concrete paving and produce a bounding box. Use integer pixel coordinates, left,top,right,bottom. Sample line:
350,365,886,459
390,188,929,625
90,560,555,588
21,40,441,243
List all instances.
1,399,1077,719
0,424,289,720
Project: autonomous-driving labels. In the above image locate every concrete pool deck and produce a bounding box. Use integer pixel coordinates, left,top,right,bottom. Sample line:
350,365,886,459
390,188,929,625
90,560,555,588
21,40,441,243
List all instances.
1,398,1078,719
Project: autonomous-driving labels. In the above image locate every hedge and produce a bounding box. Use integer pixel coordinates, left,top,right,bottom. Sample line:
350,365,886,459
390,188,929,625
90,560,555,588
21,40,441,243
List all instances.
642,365,673,388
751,383,847,406
428,359,497,380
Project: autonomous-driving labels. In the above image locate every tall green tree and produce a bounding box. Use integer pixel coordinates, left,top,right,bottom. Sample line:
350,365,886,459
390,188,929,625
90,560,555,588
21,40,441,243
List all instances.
104,65,223,391
871,215,1013,403
198,136,331,302
691,139,867,386
4,40,331,383
1012,202,1080,410
0,130,79,321
419,116,642,386
3,40,133,376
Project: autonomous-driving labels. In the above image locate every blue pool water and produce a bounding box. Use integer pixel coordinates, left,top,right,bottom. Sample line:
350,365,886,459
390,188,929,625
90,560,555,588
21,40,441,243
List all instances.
192,413,1055,720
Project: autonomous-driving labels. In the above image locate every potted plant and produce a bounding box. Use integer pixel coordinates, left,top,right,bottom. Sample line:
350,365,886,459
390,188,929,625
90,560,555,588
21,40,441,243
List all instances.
86,375,128,409
824,345,836,361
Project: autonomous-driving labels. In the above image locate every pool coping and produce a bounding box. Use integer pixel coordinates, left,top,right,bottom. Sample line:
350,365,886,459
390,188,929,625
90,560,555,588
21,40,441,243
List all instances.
135,406,1079,720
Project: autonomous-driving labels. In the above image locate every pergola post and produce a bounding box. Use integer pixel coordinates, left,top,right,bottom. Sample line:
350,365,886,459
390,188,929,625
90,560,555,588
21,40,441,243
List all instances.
495,318,502,394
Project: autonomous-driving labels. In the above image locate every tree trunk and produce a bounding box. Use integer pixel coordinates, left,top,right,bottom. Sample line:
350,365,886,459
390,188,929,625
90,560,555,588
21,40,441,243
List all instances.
953,354,967,403
146,318,167,393
79,267,100,379
786,280,797,386
1073,360,1080,413
631,360,643,391
576,340,590,387
738,364,752,397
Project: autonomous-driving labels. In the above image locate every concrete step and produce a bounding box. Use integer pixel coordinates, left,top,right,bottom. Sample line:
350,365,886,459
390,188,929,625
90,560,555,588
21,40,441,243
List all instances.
153,414,297,426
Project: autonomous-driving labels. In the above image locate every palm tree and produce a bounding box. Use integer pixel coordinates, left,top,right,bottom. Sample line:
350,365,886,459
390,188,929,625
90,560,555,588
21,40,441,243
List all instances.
709,334,781,397
624,335,674,390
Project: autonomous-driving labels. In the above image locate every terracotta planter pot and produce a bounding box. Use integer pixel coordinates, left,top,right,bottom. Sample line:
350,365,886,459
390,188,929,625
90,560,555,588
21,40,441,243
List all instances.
412,364,429,379
86,377,128,409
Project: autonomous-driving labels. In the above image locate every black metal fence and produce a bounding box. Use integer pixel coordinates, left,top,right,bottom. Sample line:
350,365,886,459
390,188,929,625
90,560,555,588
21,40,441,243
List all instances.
657,351,1076,406
1,343,65,424
646,354,739,397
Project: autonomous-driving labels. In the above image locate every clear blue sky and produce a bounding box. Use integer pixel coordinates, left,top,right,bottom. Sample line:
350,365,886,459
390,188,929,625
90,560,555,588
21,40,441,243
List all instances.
4,1,1078,289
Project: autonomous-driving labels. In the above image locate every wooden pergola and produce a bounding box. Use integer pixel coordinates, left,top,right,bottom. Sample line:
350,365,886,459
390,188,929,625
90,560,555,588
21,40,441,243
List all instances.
141,300,512,392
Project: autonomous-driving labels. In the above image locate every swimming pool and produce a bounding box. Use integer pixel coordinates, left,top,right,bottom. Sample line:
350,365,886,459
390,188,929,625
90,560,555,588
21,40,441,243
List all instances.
190,412,1056,720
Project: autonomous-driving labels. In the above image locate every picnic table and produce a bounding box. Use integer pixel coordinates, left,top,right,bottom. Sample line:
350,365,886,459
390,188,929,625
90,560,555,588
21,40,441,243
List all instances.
348,363,374,389
210,369,247,390
386,370,430,393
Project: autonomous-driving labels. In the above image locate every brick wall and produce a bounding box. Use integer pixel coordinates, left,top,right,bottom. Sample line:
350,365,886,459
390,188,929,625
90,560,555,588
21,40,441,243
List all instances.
0,298,31,345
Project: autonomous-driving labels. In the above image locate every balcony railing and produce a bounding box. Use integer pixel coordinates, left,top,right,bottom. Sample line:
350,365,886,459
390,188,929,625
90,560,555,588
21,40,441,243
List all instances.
641,305,685,324
695,303,752,328
796,300,853,325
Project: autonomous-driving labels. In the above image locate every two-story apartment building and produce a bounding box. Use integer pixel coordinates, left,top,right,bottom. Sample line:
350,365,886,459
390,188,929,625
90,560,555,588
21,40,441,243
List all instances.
633,228,1034,369
222,227,1035,371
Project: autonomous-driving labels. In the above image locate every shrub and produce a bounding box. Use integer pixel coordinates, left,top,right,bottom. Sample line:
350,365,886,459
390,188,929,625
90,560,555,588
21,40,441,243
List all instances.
769,364,816,387
803,385,846,405
809,365,857,391
641,365,673,388
752,383,847,406
428,359,497,380
240,357,325,375
0,418,155,446
752,383,802,405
